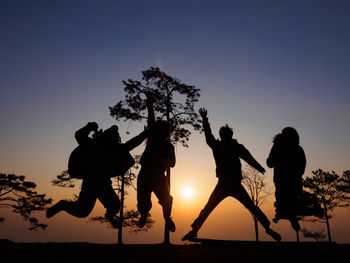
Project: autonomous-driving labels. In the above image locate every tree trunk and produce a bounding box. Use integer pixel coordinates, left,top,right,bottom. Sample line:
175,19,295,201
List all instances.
163,103,171,245
296,230,300,242
118,173,125,245
254,216,259,242
163,167,170,244
323,203,332,242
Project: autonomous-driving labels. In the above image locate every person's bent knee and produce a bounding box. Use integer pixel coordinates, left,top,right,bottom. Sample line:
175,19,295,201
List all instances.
75,211,91,218
73,207,93,218
159,195,173,210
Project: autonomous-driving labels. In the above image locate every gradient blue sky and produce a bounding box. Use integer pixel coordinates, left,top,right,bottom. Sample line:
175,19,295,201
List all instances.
1,0,350,244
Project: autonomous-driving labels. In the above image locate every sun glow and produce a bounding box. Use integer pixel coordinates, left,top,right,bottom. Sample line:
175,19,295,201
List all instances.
181,185,195,199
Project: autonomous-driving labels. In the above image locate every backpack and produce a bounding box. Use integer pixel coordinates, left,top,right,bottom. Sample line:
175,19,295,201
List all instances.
68,143,135,179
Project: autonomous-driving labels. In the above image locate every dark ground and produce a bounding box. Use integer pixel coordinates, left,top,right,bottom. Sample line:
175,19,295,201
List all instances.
1,239,349,263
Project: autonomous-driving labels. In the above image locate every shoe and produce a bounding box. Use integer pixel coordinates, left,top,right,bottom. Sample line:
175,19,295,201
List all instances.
182,229,198,241
138,214,147,228
167,217,176,232
266,227,282,242
46,200,64,218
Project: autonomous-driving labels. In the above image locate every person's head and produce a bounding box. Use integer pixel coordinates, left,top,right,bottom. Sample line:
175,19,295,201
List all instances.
151,120,172,141
281,127,299,145
102,125,121,143
273,133,282,144
219,124,233,141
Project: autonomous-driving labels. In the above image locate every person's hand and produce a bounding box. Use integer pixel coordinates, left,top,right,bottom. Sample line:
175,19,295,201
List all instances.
258,167,266,174
198,108,207,118
87,122,98,132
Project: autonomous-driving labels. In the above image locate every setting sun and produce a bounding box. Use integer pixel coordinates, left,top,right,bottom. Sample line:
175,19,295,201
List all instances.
181,185,195,199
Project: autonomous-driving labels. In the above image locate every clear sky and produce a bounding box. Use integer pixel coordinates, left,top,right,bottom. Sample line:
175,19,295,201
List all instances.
1,0,350,244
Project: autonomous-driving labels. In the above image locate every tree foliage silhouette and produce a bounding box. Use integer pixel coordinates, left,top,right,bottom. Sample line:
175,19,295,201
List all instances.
303,169,350,242
109,67,201,147
110,66,201,243
242,165,270,241
90,209,154,234
51,170,76,188
301,228,326,242
338,170,350,194
0,173,52,231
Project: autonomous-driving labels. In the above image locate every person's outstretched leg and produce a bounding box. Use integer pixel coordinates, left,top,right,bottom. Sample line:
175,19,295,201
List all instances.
182,181,227,241
233,184,282,241
46,179,96,218
97,178,121,228
46,199,68,218
154,175,175,232
137,170,153,228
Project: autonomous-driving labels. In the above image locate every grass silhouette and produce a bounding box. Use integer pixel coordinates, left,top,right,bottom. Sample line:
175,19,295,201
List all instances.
1,239,348,263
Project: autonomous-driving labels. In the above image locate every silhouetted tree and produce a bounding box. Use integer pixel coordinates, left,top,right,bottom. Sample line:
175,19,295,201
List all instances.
52,156,153,244
51,170,76,188
303,169,350,242
110,66,201,243
0,173,52,231
301,228,326,242
298,190,325,228
110,67,201,147
90,209,154,234
338,170,350,195
242,165,271,241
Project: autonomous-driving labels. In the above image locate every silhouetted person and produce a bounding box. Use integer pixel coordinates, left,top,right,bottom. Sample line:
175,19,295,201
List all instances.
266,127,306,231
137,93,176,232
182,108,281,241
46,122,147,228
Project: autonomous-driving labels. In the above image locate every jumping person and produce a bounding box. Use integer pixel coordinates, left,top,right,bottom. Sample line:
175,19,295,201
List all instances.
137,93,176,232
182,108,281,241
46,121,147,228
266,127,306,231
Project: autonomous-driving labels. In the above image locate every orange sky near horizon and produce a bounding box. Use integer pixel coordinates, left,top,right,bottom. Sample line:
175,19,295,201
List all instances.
1,137,350,244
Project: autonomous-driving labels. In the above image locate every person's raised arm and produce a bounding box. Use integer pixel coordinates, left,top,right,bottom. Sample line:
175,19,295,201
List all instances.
75,122,98,145
239,145,266,174
124,93,155,151
124,127,148,151
266,144,277,168
296,146,306,176
145,92,155,128
199,108,216,148
266,134,281,168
